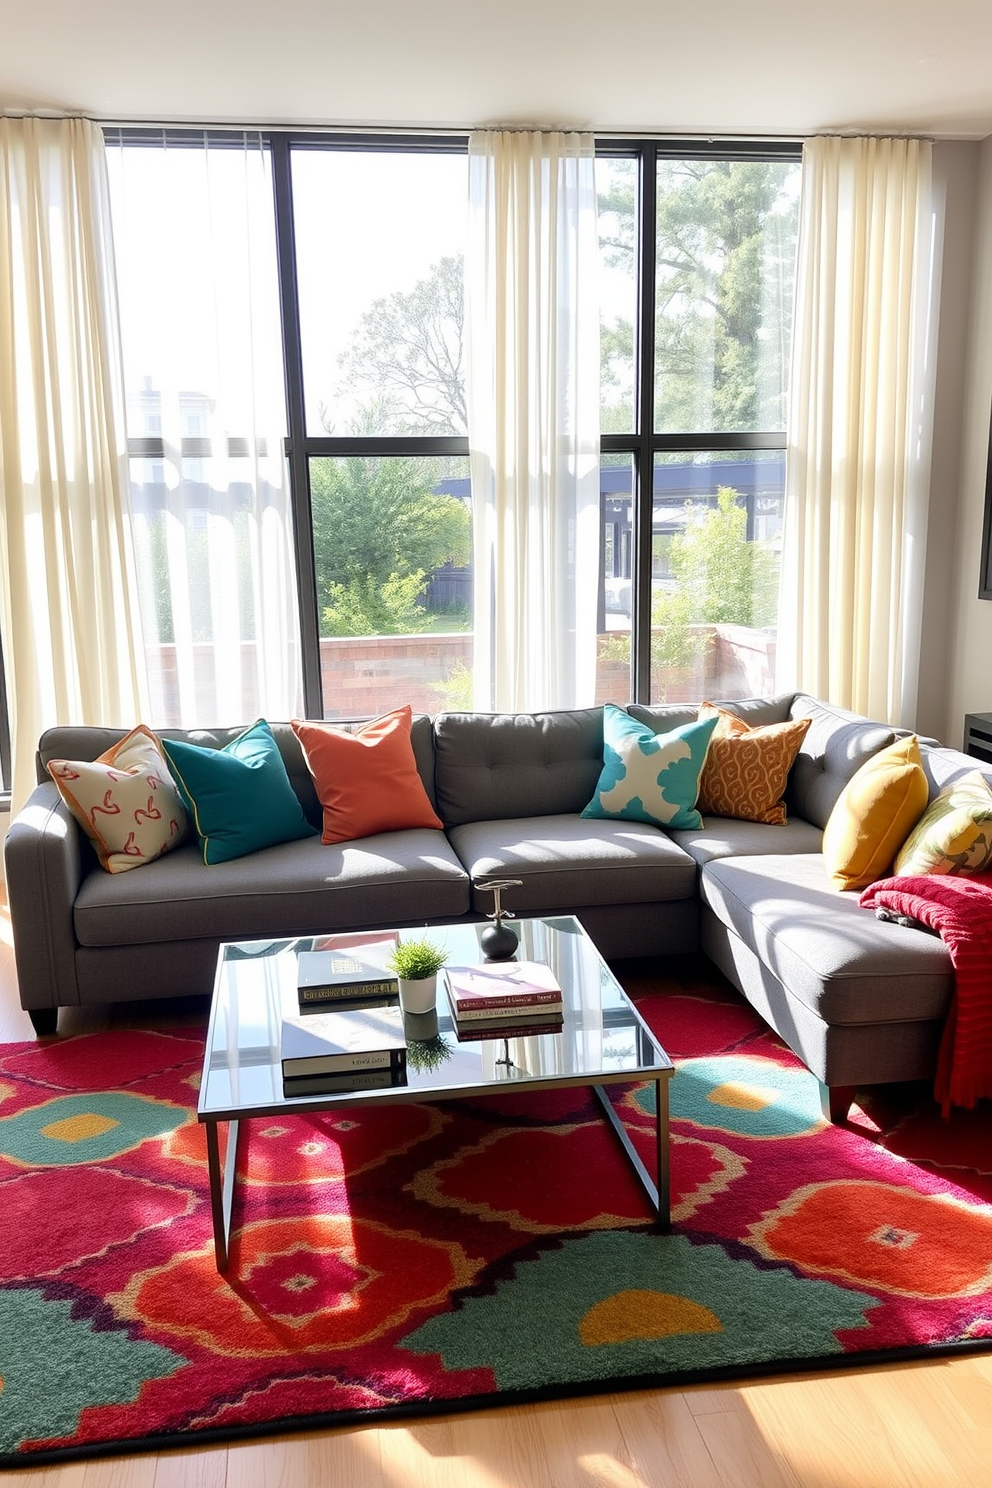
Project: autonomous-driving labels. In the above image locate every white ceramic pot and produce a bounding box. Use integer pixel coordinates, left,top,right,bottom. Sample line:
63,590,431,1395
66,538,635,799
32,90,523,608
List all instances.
397,974,437,1014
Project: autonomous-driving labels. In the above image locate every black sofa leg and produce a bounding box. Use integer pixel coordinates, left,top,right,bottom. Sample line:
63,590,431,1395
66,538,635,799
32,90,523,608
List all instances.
819,1081,856,1124
27,1007,59,1037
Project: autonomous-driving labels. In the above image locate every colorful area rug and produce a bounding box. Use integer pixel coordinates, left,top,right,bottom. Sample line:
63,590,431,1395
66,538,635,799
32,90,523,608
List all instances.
2,967,991,1464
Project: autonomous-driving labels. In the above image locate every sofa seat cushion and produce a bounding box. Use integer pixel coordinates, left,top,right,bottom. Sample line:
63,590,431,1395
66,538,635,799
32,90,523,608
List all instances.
447,814,698,916
670,815,824,866
73,830,470,948
700,853,953,1027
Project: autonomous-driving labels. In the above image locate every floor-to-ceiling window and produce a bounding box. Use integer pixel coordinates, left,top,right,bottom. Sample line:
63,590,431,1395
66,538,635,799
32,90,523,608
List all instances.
281,139,473,719
106,131,800,725
596,142,801,704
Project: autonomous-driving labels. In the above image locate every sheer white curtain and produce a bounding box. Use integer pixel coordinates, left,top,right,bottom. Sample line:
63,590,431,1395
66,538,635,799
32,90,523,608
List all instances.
105,131,303,727
778,136,936,725
0,116,147,813
466,131,601,712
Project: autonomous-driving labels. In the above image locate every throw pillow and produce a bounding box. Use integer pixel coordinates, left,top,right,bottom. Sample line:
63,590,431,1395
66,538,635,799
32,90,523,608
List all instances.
695,703,811,825
581,703,718,830
894,769,992,877
292,705,444,844
47,724,188,873
161,719,317,865
822,734,929,891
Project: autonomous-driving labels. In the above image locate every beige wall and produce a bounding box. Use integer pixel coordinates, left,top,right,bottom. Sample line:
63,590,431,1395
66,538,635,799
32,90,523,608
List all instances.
915,141,982,743
939,136,992,749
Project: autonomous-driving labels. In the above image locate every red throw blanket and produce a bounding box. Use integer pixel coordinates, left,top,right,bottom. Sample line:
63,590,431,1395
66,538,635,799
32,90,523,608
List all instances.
860,872,992,1116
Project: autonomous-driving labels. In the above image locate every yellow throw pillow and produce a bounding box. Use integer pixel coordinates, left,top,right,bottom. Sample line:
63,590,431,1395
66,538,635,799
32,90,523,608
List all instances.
695,704,811,825
893,769,992,877
822,735,929,891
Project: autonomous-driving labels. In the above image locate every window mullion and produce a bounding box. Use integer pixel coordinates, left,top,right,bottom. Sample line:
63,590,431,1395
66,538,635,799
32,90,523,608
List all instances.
632,143,658,704
271,135,323,718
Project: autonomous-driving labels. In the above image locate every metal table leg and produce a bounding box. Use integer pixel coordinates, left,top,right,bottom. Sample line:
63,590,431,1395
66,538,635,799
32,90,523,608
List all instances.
204,1117,241,1272
593,1075,671,1230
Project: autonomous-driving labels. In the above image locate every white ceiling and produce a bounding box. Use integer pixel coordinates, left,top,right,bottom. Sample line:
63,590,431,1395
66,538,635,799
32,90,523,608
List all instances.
3,0,992,140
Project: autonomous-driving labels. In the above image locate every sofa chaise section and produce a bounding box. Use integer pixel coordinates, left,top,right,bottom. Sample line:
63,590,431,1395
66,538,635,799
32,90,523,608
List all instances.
700,852,953,1119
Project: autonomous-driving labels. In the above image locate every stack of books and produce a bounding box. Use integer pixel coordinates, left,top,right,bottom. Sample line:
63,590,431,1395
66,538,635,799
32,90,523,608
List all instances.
280,991,408,1096
282,940,406,1096
444,960,564,1039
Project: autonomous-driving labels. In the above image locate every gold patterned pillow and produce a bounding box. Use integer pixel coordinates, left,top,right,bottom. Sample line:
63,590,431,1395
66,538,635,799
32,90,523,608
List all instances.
894,770,992,876
695,704,811,825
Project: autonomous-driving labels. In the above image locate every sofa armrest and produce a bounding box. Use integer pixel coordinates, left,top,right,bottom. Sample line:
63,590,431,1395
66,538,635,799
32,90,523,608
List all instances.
4,782,87,1015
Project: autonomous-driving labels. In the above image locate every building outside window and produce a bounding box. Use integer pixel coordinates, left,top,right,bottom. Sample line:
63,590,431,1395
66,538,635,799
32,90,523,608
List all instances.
106,132,800,726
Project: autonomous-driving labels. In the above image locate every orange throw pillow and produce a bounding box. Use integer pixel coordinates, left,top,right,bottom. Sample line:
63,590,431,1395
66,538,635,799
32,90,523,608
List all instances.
292,706,443,844
696,703,811,826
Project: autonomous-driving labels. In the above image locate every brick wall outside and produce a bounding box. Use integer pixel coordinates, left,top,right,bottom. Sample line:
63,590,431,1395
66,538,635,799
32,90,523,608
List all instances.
146,627,776,723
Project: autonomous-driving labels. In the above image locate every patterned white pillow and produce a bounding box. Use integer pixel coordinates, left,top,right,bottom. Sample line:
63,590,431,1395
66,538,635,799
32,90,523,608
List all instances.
582,704,718,830
894,769,992,876
47,725,188,873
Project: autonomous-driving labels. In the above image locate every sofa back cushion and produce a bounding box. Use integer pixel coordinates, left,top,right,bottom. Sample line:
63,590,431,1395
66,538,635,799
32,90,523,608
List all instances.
921,744,992,802
433,708,604,826
37,718,440,834
626,694,795,737
38,722,321,827
785,695,899,829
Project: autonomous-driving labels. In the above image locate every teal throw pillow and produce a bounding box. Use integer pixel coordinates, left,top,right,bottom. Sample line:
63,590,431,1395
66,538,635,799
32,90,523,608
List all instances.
161,720,317,865
582,704,718,830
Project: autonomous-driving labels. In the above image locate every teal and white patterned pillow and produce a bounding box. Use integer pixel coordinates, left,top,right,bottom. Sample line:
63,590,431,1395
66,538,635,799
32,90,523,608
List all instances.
582,704,718,830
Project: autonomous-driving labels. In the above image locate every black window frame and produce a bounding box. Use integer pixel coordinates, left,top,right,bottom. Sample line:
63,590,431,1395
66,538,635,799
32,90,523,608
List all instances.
270,132,471,717
598,137,803,700
106,127,802,724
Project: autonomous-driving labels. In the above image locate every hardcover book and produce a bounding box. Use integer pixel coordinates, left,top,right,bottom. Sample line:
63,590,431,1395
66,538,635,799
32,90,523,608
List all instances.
444,960,562,1014
450,997,564,1023
282,1066,408,1097
452,1014,565,1042
296,941,398,1005
280,995,407,1078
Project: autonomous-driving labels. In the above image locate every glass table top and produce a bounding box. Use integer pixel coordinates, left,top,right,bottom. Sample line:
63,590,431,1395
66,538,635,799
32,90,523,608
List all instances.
198,915,672,1121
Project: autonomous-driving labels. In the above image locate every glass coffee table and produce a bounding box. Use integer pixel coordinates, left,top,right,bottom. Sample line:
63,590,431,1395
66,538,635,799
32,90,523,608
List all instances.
198,915,673,1271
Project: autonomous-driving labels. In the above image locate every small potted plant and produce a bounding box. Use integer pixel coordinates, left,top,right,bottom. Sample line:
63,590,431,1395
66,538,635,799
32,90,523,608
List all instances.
388,936,448,1013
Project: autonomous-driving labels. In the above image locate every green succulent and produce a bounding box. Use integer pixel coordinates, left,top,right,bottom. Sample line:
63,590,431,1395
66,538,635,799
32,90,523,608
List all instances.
388,937,448,980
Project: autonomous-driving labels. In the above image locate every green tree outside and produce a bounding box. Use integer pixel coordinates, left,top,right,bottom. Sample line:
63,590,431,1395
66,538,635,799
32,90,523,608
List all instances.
316,156,796,650
597,157,799,435
670,485,779,629
602,486,779,698
309,449,470,637
333,256,466,438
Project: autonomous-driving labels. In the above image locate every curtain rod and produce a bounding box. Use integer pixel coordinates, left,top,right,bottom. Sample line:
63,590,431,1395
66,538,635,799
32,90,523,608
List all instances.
89,117,806,145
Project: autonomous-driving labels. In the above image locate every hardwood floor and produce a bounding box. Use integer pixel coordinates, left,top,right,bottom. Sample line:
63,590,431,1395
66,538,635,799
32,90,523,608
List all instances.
1,895,990,1488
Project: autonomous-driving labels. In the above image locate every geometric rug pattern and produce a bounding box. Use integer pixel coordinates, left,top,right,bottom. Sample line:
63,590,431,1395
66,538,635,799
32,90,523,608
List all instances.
1,974,991,1464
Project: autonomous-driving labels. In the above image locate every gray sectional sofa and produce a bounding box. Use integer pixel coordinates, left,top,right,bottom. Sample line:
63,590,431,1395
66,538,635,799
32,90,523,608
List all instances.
4,693,977,1121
